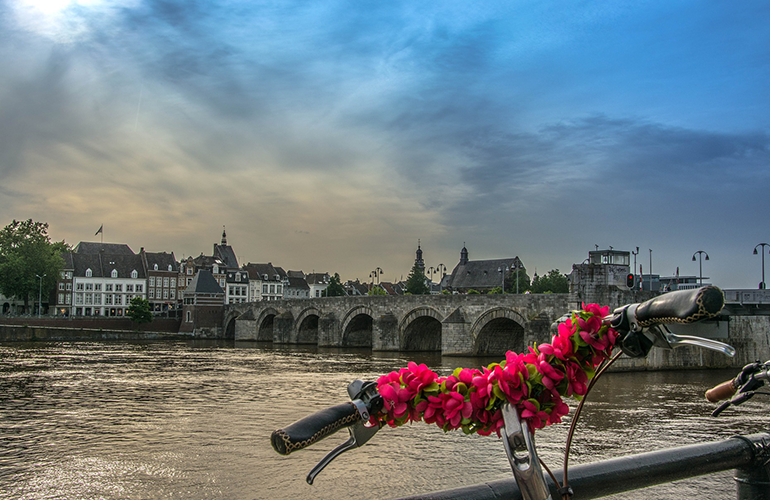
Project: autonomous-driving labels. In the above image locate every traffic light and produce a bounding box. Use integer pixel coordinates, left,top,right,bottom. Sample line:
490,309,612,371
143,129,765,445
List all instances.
626,273,635,288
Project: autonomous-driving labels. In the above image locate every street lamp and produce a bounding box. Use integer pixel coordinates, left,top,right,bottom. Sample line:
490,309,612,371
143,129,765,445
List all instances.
497,265,509,293
370,267,383,285
649,249,653,291
35,274,46,318
427,266,435,283
692,251,709,286
631,247,639,288
436,263,446,292
753,243,769,289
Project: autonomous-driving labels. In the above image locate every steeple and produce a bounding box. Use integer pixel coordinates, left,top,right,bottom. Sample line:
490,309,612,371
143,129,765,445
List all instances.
221,225,227,246
460,243,469,265
415,239,425,270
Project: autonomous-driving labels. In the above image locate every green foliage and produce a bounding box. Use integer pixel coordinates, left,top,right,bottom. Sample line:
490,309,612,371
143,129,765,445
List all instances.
487,286,504,294
530,269,569,294
322,273,346,297
506,266,532,294
405,263,430,295
127,297,153,324
441,289,451,295
467,289,480,294
367,285,387,296
0,219,68,308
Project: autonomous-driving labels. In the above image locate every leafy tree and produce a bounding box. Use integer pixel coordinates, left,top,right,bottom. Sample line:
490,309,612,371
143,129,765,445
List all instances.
530,269,569,294
127,297,153,324
467,289,480,294
404,263,430,295
506,266,532,294
487,286,504,294
322,273,346,297
368,285,387,296
0,219,68,312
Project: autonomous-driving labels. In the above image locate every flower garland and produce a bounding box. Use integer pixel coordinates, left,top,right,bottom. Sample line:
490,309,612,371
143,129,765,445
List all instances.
372,303,619,436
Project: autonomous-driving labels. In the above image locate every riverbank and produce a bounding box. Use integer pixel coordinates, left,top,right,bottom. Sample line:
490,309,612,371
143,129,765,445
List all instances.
0,317,187,341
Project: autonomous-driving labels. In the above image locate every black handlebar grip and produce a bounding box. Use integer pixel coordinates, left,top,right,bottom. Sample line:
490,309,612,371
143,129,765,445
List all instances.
705,379,737,403
635,286,724,328
271,402,361,456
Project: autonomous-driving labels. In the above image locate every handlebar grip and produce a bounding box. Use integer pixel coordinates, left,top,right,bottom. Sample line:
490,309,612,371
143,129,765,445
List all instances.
705,379,736,403
636,286,724,328
271,402,361,456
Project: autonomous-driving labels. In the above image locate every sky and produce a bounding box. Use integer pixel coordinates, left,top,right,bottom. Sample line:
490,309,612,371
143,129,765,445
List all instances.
1,0,769,288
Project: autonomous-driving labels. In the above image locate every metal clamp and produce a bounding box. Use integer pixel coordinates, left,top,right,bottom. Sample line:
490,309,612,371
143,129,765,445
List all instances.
501,403,552,500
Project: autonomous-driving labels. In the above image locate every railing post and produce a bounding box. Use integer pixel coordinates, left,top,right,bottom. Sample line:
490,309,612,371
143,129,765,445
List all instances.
734,435,770,500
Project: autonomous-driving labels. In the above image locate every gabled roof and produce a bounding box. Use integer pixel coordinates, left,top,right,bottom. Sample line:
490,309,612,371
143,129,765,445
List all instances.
143,251,178,272
243,262,282,282
186,270,224,295
74,242,134,255
287,276,310,290
448,257,522,290
306,273,329,285
66,252,146,279
214,243,239,270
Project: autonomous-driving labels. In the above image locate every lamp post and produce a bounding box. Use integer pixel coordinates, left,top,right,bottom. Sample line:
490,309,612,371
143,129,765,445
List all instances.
631,247,639,288
649,249,653,291
370,267,383,285
35,274,46,318
436,263,446,292
427,266,435,283
692,251,709,286
754,243,769,289
497,265,509,293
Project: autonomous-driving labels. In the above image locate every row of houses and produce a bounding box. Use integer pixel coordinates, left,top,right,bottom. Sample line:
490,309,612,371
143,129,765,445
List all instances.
3,226,532,318
47,229,335,318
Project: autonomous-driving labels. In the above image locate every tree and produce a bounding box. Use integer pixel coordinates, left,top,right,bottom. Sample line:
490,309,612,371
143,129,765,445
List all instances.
322,273,346,297
530,269,570,294
506,266,532,294
0,219,68,312
368,285,387,296
404,263,430,295
127,297,153,324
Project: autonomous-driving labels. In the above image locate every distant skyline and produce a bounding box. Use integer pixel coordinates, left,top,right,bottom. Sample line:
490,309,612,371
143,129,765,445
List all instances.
1,1,768,288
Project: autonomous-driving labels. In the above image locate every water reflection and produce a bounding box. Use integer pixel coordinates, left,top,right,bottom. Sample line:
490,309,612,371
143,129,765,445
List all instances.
0,341,766,500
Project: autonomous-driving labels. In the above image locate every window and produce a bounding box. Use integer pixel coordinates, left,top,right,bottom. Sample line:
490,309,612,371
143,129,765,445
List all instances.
163,277,169,288
66,283,72,291
58,293,64,303
315,290,320,297
136,284,143,293
76,283,84,291
170,289,175,300
66,272,72,279
276,285,282,293
168,264,173,271
105,294,113,305
149,289,155,299
149,277,155,287
153,264,159,270
186,311,192,322
65,295,71,304
85,268,92,277
95,284,102,291
235,273,241,282
115,295,122,305
187,278,192,286
163,289,168,299
186,267,192,275
156,287,161,297
270,284,275,294
131,270,138,279
212,265,218,274
94,294,101,305
126,284,134,292
219,279,225,287
115,284,122,292
86,283,94,291
61,272,66,279
75,294,83,305
262,284,268,293
59,283,64,291
111,269,118,278
105,284,113,292
170,278,176,288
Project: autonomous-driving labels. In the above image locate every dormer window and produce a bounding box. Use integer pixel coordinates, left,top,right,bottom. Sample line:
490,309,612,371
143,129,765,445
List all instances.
111,269,118,278
131,270,138,279
153,264,159,270
85,268,92,277
213,265,219,274
235,273,241,282
168,264,172,271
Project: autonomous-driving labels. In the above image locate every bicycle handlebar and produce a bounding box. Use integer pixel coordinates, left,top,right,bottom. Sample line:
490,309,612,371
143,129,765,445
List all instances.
271,402,362,455
631,285,724,327
705,379,737,403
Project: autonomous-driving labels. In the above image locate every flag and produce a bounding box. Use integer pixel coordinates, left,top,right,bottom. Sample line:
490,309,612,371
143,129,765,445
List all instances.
95,224,103,236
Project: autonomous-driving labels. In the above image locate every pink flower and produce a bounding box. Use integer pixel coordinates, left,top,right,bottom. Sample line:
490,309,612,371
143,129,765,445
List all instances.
564,361,588,397
401,362,438,395
378,381,413,423
520,400,549,430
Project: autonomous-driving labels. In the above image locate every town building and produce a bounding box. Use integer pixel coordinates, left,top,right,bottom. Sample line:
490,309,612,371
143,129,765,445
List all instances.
285,274,311,299
225,269,250,304
306,273,330,298
141,249,179,314
179,269,225,335
445,245,523,293
243,263,285,301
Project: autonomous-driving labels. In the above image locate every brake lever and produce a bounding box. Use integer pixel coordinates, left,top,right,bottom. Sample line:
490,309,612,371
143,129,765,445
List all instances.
646,324,736,357
306,380,382,485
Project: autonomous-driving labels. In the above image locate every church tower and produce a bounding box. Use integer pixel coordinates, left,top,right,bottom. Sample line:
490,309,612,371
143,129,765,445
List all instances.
460,243,469,265
415,240,425,270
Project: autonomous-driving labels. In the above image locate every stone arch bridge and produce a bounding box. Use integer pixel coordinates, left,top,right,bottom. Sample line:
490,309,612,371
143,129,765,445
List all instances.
224,294,571,356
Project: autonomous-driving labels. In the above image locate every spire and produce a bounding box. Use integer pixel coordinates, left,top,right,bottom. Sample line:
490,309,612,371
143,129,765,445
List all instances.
221,225,227,245
460,242,468,265
415,239,425,270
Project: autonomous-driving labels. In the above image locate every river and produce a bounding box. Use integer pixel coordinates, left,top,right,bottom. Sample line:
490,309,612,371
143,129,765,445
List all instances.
0,341,768,500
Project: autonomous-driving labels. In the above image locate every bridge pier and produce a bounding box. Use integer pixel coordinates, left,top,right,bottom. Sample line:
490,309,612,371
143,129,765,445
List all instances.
373,312,398,351
442,308,471,356
318,313,338,347
273,313,294,343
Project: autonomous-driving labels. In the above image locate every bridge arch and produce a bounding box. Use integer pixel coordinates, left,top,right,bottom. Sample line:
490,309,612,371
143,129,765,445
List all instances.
470,307,527,356
341,305,374,347
295,307,321,344
256,306,281,342
399,306,443,351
